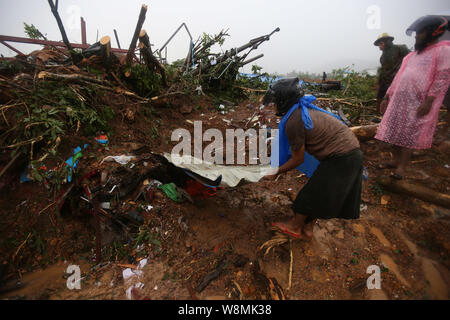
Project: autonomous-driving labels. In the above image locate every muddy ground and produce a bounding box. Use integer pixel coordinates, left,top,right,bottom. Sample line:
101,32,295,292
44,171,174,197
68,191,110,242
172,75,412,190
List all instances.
0,94,449,300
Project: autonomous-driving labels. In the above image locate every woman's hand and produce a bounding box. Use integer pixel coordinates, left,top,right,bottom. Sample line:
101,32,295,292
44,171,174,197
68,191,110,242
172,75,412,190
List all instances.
417,97,434,117
262,167,279,181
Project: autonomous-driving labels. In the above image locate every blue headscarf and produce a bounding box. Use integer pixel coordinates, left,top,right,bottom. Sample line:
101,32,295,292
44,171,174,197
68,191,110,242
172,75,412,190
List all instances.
270,95,342,177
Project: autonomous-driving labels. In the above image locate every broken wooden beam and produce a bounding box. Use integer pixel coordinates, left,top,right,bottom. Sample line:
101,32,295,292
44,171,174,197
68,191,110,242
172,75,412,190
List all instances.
47,0,73,52
377,176,450,209
0,40,24,56
350,124,378,142
126,4,148,65
114,29,121,49
0,35,130,55
38,71,108,85
241,54,264,66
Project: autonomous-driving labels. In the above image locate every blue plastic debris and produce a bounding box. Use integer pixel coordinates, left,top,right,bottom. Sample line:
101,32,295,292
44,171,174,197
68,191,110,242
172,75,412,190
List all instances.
20,165,33,183
362,166,369,181
65,144,88,183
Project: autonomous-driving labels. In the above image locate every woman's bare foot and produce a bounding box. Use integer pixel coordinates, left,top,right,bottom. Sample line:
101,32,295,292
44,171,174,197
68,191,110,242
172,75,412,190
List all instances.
271,215,307,239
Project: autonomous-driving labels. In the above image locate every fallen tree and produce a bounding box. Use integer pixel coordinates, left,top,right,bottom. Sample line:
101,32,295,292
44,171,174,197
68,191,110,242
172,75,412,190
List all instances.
378,176,450,209
139,29,168,87
350,124,378,142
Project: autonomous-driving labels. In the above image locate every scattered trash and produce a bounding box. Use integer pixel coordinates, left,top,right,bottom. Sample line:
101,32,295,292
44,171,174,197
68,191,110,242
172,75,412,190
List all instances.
143,205,153,212
137,258,148,269
158,183,182,202
362,166,369,181
126,282,144,300
122,268,143,282
95,134,109,145
65,144,89,183
20,165,33,183
360,204,368,211
185,180,217,199
100,155,136,165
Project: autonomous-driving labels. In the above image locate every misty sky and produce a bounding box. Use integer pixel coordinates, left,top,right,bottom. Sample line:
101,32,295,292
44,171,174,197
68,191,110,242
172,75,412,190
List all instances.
0,0,449,75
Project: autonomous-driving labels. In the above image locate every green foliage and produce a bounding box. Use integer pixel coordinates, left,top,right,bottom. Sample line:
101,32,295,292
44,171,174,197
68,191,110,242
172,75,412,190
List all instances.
135,226,161,249
165,58,187,82
0,59,25,75
3,81,115,187
285,70,321,80
23,22,43,39
329,66,377,101
26,82,112,137
251,64,263,75
123,64,162,97
370,183,384,196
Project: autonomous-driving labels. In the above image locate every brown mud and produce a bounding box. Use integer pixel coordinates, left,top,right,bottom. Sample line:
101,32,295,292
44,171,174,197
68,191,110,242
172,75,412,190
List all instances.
1,96,449,300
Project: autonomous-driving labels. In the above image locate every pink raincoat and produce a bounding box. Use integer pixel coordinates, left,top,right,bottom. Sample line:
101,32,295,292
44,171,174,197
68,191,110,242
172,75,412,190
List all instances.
375,40,450,149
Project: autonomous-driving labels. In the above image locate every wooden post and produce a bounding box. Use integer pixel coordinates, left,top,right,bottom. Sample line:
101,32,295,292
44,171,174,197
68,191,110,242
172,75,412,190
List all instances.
47,0,73,52
81,17,87,45
114,29,121,49
378,176,450,209
100,36,111,59
126,4,147,65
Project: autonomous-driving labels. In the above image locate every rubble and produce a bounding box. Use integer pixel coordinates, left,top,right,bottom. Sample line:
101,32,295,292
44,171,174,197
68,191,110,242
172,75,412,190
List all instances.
0,2,449,302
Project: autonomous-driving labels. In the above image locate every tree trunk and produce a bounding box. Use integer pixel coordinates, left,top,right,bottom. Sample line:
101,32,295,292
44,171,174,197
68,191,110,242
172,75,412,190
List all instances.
126,4,147,65
139,29,168,87
100,36,111,59
378,176,450,209
350,124,378,142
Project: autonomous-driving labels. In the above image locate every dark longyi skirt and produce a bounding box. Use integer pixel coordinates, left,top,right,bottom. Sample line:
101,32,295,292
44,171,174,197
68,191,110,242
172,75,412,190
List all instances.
292,148,363,220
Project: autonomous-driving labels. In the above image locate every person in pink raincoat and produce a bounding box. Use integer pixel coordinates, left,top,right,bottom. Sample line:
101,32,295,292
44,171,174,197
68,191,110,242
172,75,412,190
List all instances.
376,16,450,179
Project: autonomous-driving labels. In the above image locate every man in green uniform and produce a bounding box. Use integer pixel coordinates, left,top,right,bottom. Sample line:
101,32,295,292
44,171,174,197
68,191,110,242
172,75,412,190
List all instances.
374,33,410,114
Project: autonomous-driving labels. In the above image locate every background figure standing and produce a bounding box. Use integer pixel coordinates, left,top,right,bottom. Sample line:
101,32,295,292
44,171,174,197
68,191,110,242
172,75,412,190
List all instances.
376,16,450,179
374,33,410,114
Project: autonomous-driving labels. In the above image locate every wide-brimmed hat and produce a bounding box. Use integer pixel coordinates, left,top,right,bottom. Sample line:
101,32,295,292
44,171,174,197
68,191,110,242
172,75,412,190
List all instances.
374,33,394,46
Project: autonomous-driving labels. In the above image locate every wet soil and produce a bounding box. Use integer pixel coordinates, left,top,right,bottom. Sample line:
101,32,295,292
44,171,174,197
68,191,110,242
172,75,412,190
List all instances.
0,95,449,300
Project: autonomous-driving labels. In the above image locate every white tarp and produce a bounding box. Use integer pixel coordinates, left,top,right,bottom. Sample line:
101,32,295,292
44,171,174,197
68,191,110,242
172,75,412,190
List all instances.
163,153,271,187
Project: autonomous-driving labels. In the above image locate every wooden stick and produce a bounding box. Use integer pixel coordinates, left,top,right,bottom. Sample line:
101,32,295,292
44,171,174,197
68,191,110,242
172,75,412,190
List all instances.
1,109,9,126
0,151,21,179
149,91,185,101
126,4,148,65
116,263,137,269
378,176,450,209
234,86,267,93
47,0,73,52
113,29,121,49
2,136,43,149
12,232,31,263
38,71,109,85
350,124,379,142
288,239,293,290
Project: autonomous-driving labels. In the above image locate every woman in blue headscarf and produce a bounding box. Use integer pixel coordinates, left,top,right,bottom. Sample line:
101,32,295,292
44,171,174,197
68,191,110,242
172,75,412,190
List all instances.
263,78,363,239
